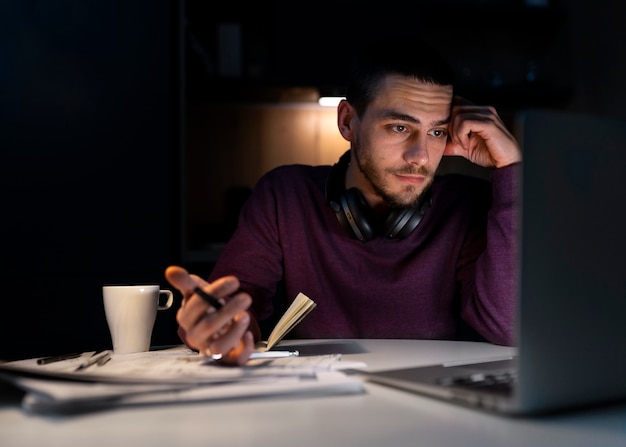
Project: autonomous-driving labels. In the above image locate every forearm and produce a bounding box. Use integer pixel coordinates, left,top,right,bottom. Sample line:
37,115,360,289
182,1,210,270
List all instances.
461,164,520,346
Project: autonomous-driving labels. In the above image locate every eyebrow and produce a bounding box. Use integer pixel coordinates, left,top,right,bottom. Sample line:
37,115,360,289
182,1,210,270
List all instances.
380,109,450,127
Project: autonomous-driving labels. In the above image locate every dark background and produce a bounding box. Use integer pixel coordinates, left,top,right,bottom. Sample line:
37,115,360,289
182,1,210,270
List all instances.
0,0,181,359
1,0,624,361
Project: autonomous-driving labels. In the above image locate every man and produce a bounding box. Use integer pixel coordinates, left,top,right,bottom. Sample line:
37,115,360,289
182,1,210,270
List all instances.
166,37,521,365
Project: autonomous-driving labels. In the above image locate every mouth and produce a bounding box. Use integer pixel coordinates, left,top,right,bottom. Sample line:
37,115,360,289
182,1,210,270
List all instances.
394,173,427,186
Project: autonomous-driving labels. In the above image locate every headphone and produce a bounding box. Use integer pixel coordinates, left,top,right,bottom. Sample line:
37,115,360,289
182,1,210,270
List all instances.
325,151,431,241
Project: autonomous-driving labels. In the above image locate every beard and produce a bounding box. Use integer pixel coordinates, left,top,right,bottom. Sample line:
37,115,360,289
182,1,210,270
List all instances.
353,147,433,209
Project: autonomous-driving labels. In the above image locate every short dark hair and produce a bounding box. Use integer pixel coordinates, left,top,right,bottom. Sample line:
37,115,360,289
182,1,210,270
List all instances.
345,36,456,117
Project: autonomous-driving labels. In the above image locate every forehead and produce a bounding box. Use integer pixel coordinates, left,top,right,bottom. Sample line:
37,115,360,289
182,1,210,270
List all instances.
368,74,453,122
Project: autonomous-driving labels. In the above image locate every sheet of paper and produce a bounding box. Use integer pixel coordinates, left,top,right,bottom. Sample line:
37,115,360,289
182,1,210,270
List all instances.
0,347,366,385
0,346,368,414
16,371,364,414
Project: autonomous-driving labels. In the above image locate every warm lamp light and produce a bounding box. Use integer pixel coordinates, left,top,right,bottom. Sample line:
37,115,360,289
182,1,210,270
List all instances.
318,96,345,107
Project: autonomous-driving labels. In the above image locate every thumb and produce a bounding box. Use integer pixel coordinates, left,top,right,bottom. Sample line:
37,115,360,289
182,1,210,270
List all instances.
165,265,206,293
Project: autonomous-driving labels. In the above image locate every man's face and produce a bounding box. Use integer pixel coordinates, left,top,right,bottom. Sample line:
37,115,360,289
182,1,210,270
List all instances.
350,75,453,209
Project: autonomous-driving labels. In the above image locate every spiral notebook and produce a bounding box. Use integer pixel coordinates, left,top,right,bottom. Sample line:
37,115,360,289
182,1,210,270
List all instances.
366,109,626,416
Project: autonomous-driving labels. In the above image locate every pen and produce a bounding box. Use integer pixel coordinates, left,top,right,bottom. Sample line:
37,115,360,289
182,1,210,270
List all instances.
249,350,300,359
194,286,223,309
74,350,113,371
37,352,82,365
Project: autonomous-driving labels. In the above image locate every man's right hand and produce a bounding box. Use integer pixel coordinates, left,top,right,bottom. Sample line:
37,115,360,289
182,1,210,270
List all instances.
165,265,256,365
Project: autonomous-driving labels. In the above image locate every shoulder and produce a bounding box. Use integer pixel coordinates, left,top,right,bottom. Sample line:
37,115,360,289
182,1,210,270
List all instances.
261,163,323,178
256,163,331,191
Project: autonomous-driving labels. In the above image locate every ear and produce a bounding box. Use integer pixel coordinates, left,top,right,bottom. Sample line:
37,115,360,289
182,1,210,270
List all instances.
337,100,355,142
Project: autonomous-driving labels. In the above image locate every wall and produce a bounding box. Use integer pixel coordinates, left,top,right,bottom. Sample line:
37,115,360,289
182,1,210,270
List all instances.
184,101,348,254
566,0,626,121
0,0,181,360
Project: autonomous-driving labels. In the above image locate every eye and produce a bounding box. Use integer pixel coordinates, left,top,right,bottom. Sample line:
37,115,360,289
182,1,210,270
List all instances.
389,124,408,134
428,128,448,139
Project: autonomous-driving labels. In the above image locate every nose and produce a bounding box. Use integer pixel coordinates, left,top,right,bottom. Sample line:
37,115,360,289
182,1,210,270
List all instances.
403,135,429,166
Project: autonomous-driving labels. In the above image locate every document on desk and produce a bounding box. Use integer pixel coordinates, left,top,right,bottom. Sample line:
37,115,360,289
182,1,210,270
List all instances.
0,347,366,414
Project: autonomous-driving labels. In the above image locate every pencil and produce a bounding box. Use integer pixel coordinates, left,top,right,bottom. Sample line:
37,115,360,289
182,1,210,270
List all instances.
74,350,113,371
37,352,82,365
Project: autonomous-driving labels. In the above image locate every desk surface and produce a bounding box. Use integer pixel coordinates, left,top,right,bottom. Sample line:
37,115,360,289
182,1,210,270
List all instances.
1,339,625,447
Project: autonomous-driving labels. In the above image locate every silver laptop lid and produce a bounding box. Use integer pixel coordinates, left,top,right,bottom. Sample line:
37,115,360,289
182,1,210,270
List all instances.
514,109,626,413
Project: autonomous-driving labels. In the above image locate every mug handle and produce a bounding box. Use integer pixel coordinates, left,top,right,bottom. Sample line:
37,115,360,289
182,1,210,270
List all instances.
158,290,174,310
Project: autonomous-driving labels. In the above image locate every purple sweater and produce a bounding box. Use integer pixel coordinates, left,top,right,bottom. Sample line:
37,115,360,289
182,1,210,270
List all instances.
207,162,519,346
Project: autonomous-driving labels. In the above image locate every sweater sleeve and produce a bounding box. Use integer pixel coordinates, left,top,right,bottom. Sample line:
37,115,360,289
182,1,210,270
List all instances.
458,163,520,346
207,167,293,322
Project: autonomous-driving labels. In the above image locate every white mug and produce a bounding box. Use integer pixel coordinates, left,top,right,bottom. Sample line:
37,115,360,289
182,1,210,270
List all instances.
103,285,174,354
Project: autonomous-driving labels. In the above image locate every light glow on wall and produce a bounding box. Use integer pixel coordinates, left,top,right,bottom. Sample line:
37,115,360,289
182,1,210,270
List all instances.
318,96,345,107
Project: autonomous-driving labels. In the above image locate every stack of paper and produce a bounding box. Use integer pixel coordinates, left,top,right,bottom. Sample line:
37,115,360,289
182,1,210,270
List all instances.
0,347,366,414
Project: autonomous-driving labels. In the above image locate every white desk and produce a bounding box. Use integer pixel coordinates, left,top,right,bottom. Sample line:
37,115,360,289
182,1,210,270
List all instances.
1,339,625,447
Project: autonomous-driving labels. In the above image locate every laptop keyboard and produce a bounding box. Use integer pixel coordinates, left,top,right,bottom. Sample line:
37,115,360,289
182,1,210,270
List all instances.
437,370,517,395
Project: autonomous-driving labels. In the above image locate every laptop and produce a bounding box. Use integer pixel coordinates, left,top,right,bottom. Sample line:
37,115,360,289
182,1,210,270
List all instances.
365,109,626,416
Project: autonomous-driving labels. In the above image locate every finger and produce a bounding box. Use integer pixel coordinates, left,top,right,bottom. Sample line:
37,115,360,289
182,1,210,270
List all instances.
166,264,246,337
179,288,250,335
181,276,242,323
166,266,213,329
165,265,209,296
218,330,256,366
448,105,495,150
447,116,472,152
166,265,240,312
196,275,241,302
448,100,471,150
182,292,252,353
207,310,251,359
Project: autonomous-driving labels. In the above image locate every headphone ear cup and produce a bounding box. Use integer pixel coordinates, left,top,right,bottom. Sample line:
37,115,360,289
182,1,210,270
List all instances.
382,194,431,239
341,188,377,241
326,150,376,241
383,207,423,239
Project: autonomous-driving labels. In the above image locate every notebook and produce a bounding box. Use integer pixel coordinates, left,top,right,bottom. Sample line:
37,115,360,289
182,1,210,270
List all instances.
365,109,626,416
